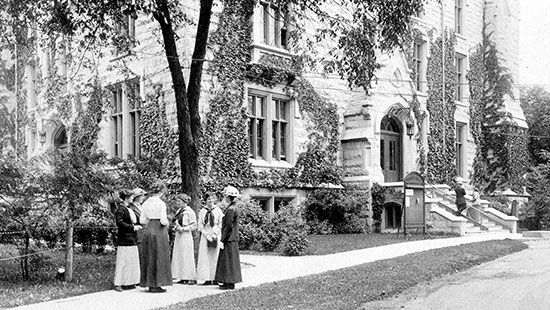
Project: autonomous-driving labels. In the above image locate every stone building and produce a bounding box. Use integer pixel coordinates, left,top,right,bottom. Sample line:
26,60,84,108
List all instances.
17,0,525,232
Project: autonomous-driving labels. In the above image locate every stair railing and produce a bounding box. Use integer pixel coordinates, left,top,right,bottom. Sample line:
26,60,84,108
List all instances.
426,183,492,231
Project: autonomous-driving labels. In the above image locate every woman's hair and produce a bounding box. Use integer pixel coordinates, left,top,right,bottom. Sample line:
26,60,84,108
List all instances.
118,189,133,201
148,181,167,194
176,193,191,204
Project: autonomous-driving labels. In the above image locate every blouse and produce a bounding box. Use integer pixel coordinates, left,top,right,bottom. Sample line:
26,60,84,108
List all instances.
140,196,169,226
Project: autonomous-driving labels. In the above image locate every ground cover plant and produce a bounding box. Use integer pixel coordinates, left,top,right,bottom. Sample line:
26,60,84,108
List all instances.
0,244,115,309
162,239,527,310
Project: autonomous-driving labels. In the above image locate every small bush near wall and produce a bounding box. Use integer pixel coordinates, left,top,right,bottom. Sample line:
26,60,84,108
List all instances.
238,197,310,255
304,188,369,234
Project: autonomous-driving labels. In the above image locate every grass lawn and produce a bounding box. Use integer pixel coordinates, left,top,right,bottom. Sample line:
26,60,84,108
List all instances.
242,232,452,256
0,244,115,309
160,239,527,310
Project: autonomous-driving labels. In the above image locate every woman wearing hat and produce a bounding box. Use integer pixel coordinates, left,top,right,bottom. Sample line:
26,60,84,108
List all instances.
129,188,147,247
139,182,172,293
196,193,224,285
113,189,142,292
214,186,242,290
171,193,197,285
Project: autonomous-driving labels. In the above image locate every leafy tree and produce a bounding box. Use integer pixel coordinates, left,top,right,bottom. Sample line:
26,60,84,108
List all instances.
520,86,550,165
0,0,423,212
0,156,58,279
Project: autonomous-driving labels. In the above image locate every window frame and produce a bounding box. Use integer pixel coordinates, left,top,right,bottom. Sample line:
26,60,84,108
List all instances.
110,79,142,159
455,0,463,35
412,40,426,92
455,54,466,102
247,88,293,165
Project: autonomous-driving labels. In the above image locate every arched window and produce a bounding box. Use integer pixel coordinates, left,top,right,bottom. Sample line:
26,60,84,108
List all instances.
380,115,400,133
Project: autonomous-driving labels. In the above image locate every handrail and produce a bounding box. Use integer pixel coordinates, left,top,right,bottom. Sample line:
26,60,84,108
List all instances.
428,183,492,230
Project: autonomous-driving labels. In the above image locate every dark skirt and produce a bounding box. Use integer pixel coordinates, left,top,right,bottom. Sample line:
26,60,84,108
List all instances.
214,241,242,284
139,219,173,288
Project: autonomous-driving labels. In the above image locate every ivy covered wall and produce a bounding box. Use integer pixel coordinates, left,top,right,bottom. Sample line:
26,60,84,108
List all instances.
467,29,529,193
199,0,341,194
426,30,457,185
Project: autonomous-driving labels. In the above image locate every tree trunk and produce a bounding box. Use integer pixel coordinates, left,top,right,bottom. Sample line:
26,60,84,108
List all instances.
23,231,29,280
153,0,212,212
187,0,214,143
65,220,74,282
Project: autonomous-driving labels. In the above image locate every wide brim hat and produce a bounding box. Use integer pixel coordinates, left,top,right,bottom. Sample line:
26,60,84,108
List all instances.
223,186,240,197
131,187,147,198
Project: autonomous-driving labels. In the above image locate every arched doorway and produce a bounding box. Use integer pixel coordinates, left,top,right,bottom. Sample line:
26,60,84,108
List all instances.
380,115,402,182
53,126,68,152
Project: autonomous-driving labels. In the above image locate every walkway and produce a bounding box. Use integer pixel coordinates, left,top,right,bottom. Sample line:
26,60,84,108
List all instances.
9,233,523,310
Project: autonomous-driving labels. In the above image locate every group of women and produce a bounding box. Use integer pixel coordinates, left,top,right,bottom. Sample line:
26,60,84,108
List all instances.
113,182,242,293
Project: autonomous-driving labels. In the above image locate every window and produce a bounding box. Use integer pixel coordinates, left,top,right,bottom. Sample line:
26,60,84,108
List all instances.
260,2,288,49
412,41,425,92
272,99,288,160
112,88,123,157
455,54,465,102
248,90,292,163
455,0,463,35
456,122,465,177
128,83,141,158
114,12,136,57
248,94,266,159
251,196,294,214
111,80,141,158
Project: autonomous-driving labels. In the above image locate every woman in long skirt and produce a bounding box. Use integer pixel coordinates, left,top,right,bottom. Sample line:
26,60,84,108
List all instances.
196,194,224,285
215,186,242,290
139,182,172,293
171,194,197,284
113,189,142,292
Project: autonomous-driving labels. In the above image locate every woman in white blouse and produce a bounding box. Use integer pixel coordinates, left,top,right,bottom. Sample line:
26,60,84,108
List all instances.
138,182,172,293
171,194,197,284
196,193,224,285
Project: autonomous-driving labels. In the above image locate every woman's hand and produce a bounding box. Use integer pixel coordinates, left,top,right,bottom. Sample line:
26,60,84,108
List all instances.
134,225,142,232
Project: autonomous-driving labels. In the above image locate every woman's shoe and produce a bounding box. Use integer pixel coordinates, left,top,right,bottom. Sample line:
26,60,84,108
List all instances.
188,280,197,285
114,286,123,292
177,280,188,284
149,287,167,293
202,281,212,285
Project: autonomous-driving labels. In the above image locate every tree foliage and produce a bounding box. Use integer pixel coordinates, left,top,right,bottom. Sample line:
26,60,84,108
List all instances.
520,86,550,165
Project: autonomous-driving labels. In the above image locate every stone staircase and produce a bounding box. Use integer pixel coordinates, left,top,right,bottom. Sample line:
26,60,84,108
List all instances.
426,184,517,236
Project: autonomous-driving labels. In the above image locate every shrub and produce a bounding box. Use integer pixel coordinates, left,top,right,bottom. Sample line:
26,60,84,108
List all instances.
307,219,333,235
304,188,369,234
282,231,310,256
238,198,269,250
333,214,366,234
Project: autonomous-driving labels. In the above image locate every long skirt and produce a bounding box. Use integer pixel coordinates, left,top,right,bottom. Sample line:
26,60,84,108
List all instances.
196,234,220,282
114,245,140,286
139,219,173,288
214,241,242,284
171,230,196,280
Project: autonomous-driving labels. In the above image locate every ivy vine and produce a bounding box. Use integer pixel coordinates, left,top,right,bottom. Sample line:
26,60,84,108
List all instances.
200,0,342,194
426,30,457,185
468,27,529,193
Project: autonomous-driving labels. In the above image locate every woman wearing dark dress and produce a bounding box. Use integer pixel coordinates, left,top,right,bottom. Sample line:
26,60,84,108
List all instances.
113,189,142,292
214,186,242,290
139,182,172,293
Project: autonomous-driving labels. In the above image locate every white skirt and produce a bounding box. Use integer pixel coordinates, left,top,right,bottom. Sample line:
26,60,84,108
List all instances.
171,230,196,280
114,245,140,286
